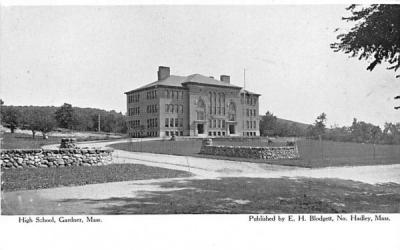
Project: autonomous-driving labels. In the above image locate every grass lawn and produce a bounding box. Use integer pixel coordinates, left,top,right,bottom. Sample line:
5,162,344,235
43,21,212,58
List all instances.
110,138,400,168
58,177,400,214
1,163,191,192
1,133,61,149
1,132,126,150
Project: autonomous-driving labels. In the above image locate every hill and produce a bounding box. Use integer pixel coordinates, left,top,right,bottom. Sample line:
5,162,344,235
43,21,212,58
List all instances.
276,117,310,131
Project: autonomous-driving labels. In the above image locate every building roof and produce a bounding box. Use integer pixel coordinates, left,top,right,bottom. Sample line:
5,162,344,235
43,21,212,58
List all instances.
240,89,261,96
125,73,247,94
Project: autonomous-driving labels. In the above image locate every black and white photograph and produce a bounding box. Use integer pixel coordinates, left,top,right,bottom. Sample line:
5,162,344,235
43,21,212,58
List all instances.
0,2,399,250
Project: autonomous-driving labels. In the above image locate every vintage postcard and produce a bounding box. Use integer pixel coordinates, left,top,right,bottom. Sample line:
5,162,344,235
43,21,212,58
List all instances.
1,2,399,250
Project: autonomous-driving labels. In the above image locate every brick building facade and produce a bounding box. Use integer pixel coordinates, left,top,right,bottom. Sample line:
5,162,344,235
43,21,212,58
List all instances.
125,66,260,138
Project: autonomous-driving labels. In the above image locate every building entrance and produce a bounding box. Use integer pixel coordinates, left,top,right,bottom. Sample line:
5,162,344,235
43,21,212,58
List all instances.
197,124,204,134
229,125,235,134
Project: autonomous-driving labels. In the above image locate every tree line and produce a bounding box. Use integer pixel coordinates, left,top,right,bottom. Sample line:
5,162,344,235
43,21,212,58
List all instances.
0,103,127,138
259,111,400,145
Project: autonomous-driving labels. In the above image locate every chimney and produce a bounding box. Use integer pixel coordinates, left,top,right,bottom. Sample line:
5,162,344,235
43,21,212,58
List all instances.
158,66,170,80
220,75,230,83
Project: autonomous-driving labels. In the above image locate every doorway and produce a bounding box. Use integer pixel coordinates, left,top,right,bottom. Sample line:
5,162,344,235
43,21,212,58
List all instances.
229,125,235,134
197,124,204,134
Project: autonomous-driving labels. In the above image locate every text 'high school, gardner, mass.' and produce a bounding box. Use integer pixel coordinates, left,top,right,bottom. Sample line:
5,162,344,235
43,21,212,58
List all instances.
125,66,260,138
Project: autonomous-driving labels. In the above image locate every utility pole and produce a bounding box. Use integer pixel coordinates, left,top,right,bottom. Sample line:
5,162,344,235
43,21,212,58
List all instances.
243,68,246,90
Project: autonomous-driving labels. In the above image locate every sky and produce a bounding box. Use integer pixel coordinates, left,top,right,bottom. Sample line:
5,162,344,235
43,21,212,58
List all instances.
1,5,399,127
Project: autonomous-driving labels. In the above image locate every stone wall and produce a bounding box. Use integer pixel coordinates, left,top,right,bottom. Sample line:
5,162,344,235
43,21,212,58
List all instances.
200,145,299,160
1,148,113,170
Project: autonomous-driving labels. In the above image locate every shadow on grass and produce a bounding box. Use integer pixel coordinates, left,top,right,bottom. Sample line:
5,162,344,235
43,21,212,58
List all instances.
59,177,400,214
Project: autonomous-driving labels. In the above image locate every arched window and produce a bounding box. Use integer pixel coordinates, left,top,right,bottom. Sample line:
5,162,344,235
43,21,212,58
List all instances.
209,92,212,114
228,101,236,121
198,98,205,108
218,93,221,115
222,93,225,115
196,97,206,120
213,92,217,114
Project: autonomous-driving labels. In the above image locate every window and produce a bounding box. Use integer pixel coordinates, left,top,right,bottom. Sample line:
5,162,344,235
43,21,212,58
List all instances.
208,132,212,136
197,111,204,120
222,131,226,136
175,104,179,114
179,118,183,127
253,120,257,129
165,118,169,127
247,120,249,129
213,131,216,136
218,132,221,136
246,109,249,117
166,131,169,136
175,118,179,127
167,90,170,98
165,104,169,112
175,131,179,136
171,104,174,113
180,131,183,136
171,91,175,99
213,92,217,114
170,118,174,127
217,120,221,128
222,120,225,128
209,92,213,114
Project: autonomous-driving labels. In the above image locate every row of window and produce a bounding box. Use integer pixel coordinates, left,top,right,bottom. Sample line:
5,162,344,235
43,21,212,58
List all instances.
209,119,226,129
147,104,158,113
165,104,184,113
241,95,257,106
127,93,140,103
208,131,226,136
128,107,140,116
209,92,226,115
165,131,184,137
165,90,184,99
147,90,157,100
129,132,142,138
129,131,159,138
246,120,257,129
246,109,257,117
128,120,141,129
165,118,184,128
147,131,158,137
244,131,257,136
147,118,158,129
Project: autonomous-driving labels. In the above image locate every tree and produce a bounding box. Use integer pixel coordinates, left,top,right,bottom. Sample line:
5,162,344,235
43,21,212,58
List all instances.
259,111,278,136
24,108,56,139
331,5,400,76
315,113,327,136
55,103,74,129
1,106,21,133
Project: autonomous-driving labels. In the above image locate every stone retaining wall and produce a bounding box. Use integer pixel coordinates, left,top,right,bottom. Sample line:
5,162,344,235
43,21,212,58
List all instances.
200,145,299,160
1,148,113,170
